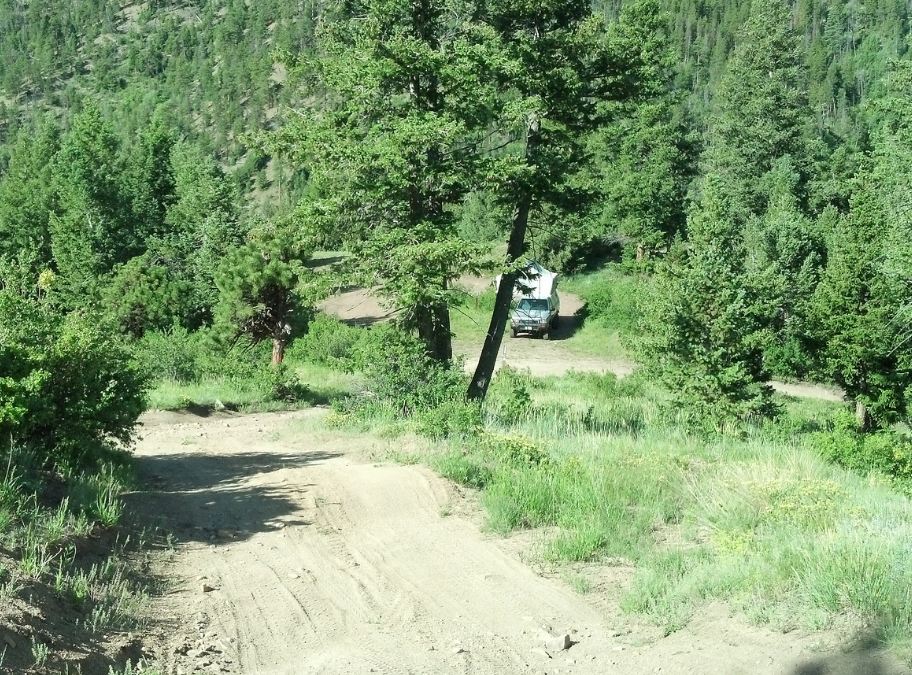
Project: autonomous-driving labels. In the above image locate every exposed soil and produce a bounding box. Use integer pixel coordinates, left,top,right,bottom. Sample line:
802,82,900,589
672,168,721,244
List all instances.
131,410,906,674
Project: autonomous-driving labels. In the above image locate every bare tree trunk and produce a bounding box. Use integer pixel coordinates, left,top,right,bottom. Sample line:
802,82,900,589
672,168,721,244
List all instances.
416,298,453,363
855,400,872,432
272,337,286,366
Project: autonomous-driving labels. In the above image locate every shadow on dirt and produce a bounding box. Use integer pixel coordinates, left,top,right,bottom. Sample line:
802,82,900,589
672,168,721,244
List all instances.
127,449,341,545
510,310,585,341
791,636,908,675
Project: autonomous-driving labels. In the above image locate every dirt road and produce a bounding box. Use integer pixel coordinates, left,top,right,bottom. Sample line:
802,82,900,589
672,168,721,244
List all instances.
321,281,844,402
132,410,896,674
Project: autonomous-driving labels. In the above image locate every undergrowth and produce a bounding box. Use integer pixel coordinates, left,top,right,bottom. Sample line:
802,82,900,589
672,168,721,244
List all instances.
333,356,912,660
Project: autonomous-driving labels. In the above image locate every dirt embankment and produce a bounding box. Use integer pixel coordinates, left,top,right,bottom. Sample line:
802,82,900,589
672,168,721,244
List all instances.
130,410,901,674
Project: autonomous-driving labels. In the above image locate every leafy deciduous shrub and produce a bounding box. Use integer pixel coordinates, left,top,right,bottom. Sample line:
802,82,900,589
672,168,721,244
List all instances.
287,313,364,371
812,411,912,483
0,293,148,471
354,326,466,415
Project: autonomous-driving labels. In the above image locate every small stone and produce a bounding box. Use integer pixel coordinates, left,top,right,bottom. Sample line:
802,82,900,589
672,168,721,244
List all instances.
202,583,216,593
213,400,226,411
288,573,300,580
551,634,573,651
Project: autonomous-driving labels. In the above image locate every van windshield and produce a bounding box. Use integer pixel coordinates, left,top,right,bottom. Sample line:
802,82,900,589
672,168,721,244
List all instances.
517,298,549,312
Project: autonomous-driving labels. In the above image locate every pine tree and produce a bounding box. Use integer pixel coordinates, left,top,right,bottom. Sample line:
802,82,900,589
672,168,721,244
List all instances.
468,0,672,399
277,0,500,363
702,0,810,213
812,57,912,429
214,222,319,365
640,175,777,427
0,122,59,270
744,158,825,377
50,103,133,307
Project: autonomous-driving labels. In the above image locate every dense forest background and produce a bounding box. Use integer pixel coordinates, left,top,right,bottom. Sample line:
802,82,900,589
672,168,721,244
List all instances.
0,0,911,430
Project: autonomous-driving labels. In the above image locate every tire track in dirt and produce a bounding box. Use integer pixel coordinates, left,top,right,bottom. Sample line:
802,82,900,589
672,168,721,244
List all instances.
130,410,903,674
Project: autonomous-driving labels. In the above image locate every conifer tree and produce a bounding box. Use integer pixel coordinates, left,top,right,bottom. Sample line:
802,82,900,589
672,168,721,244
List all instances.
702,0,810,213
214,222,319,365
277,0,496,363
50,103,133,307
812,57,912,429
640,175,777,426
0,122,59,270
468,0,671,399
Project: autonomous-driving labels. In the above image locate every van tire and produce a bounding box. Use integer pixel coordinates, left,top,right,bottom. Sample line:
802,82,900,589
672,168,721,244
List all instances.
543,331,551,341
510,327,518,338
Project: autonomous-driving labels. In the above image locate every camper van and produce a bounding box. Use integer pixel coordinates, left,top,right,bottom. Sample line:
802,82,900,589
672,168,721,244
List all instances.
496,261,561,339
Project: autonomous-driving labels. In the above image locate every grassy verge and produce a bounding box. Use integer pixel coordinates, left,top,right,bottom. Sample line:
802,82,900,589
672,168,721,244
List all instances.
0,448,166,673
146,361,361,413
335,366,912,661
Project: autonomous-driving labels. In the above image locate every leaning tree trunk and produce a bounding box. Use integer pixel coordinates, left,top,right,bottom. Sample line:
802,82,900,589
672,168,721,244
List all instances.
467,121,540,401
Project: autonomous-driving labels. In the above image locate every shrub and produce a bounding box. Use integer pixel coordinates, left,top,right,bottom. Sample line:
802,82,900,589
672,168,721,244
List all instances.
479,432,551,468
288,313,364,371
414,399,483,440
485,367,534,422
812,412,912,483
0,292,148,471
134,326,200,383
353,326,466,415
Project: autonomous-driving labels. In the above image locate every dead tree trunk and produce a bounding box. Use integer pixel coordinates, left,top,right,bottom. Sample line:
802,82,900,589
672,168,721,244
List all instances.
467,122,540,400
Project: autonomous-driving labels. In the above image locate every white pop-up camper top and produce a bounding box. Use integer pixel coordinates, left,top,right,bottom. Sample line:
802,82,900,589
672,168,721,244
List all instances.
494,260,559,299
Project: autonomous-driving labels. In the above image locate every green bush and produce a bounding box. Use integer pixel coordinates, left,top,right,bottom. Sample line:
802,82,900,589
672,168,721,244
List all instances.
485,367,534,422
479,432,551,468
0,293,148,471
812,413,912,483
353,326,466,415
288,313,364,371
414,399,483,440
134,326,200,383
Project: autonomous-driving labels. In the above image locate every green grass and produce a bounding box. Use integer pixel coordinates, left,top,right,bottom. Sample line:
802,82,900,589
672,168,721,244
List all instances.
147,360,361,412
0,447,158,671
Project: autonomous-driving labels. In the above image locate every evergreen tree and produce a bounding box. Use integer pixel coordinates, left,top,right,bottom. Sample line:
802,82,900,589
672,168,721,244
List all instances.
468,0,671,399
812,57,912,429
702,0,810,213
278,0,497,363
0,122,59,270
50,103,133,307
588,99,694,262
744,158,825,377
214,222,319,365
640,175,777,426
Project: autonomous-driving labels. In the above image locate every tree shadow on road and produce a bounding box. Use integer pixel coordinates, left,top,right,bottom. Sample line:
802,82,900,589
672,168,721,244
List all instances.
791,636,909,675
125,448,341,546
